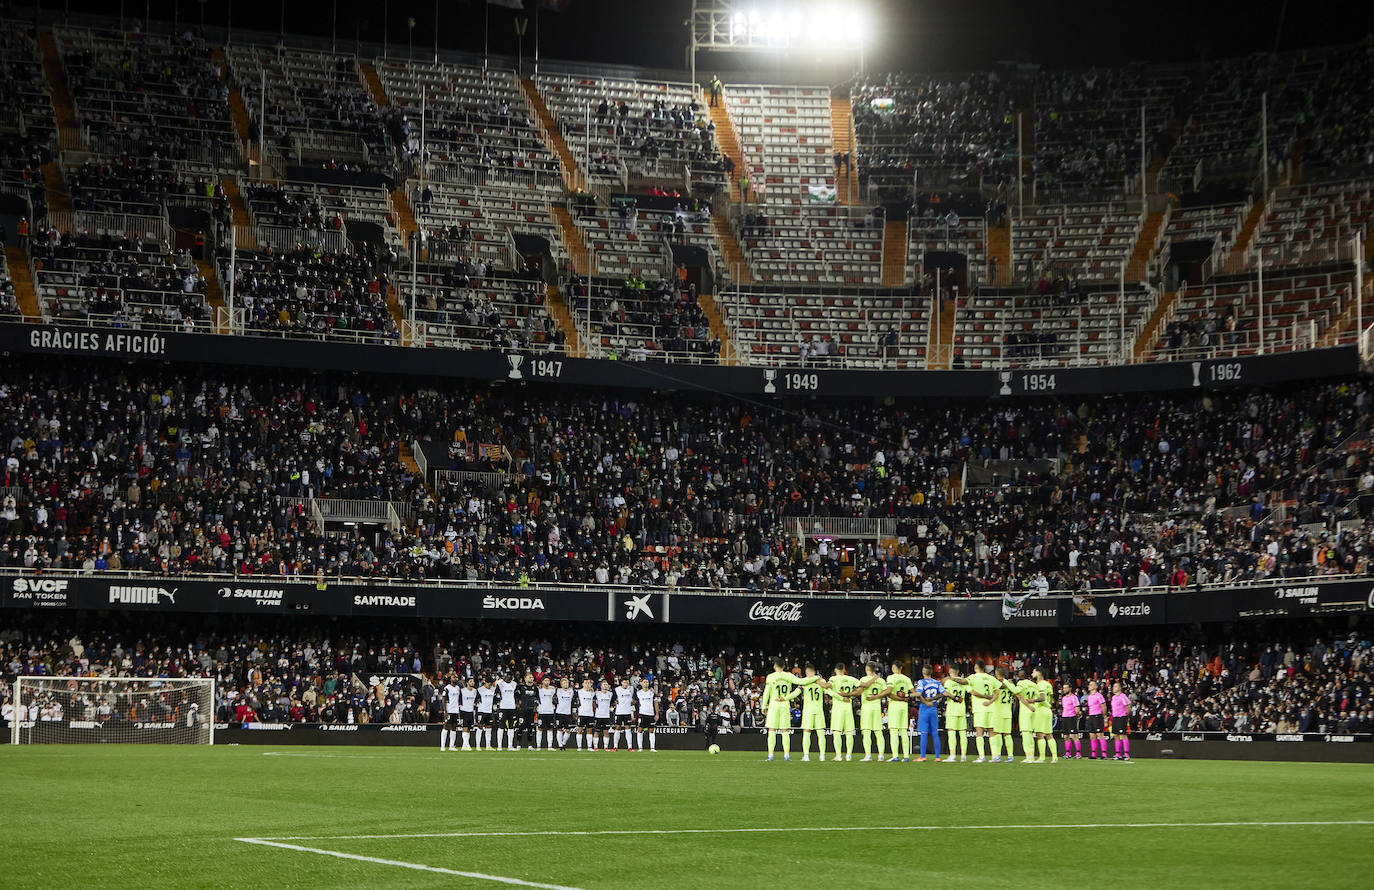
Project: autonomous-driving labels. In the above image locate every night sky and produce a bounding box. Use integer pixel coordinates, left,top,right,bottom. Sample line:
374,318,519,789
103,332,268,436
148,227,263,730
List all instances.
27,0,1374,76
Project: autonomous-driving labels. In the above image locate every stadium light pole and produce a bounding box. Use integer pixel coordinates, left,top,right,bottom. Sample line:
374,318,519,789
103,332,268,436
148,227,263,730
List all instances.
1140,105,1147,203
1260,91,1269,196
1119,260,1126,363
331,0,337,54
228,223,236,330
433,0,439,63
259,68,266,167
408,17,415,62
227,0,232,47
1357,233,1364,343
1257,248,1266,355
686,4,696,92
1016,112,1024,221
382,0,388,58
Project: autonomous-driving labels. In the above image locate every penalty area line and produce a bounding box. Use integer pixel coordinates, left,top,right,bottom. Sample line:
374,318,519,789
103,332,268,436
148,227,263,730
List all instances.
259,819,1374,841
233,837,584,890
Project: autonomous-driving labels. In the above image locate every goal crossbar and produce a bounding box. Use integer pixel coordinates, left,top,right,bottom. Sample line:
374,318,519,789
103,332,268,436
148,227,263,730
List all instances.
11,677,216,745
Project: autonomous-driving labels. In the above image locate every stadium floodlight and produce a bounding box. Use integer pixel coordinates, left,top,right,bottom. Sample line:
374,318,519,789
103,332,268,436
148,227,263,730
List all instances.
687,0,871,85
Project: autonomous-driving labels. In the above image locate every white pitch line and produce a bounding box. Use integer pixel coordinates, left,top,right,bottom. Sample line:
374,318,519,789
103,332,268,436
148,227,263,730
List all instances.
261,752,384,759
259,819,1374,842
234,837,584,890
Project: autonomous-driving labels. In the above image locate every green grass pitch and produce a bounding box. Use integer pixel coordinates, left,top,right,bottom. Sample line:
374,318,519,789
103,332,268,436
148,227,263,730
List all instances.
3,745,1372,888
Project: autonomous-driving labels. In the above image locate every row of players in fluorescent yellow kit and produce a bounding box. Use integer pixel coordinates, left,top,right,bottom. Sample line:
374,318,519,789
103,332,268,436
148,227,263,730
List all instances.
760,658,1134,763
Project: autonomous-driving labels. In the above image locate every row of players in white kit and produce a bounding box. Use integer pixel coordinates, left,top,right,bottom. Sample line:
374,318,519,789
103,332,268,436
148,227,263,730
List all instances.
440,674,661,752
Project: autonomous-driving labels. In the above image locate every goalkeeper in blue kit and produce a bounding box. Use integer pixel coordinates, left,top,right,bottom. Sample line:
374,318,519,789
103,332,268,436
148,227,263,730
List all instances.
914,664,945,761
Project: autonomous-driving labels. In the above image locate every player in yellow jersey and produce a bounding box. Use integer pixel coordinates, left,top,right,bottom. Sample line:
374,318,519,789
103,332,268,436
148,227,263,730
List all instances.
991,666,1017,762
941,664,969,762
1013,668,1041,762
854,661,889,762
961,662,1000,762
760,657,816,762
1032,668,1058,763
826,662,860,761
883,663,915,763
797,663,829,762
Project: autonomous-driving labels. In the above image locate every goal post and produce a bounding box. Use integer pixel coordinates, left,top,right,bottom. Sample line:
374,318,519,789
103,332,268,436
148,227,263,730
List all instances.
11,677,216,745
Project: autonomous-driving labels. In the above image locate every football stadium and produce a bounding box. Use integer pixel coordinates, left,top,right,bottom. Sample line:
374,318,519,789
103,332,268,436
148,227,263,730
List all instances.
2,0,1373,886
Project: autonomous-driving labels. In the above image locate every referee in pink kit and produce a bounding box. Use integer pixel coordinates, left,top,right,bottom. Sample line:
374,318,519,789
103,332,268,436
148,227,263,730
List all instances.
1084,681,1106,759
1059,683,1081,758
1110,682,1132,761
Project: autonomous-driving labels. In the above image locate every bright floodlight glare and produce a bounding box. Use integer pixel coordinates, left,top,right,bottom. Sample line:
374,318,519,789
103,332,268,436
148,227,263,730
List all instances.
718,2,868,51
843,10,868,46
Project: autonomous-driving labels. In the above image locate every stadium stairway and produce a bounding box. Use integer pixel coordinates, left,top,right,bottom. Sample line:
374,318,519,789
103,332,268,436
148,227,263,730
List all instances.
1146,117,1183,193
880,218,908,287
929,298,956,369
1223,201,1267,275
37,31,83,152
987,221,1011,285
1132,290,1179,360
5,247,41,320
220,178,259,250
193,258,228,333
696,292,737,364
519,78,583,191
710,215,753,284
398,441,422,476
359,61,390,108
544,283,584,357
1125,210,1166,283
385,284,409,344
211,48,252,165
550,204,591,276
828,94,859,205
1318,278,1374,348
708,93,745,204
390,188,419,255
41,162,71,221
398,441,437,507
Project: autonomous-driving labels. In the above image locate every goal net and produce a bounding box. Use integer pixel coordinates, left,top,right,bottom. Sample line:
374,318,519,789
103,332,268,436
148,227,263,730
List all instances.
11,677,215,745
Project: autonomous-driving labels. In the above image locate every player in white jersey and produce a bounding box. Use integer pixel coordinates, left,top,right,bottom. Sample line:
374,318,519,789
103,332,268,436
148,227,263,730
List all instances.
635,678,659,752
554,678,576,750
495,675,518,751
458,679,478,750
593,681,614,751
612,677,636,750
574,679,597,750
535,677,556,749
441,674,464,752
475,678,497,749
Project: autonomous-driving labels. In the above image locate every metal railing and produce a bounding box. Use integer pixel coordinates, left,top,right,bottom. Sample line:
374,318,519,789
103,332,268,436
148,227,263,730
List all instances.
0,564,1363,601
276,496,413,531
255,224,350,254
45,209,173,244
793,516,897,540
411,439,429,480
435,469,510,493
